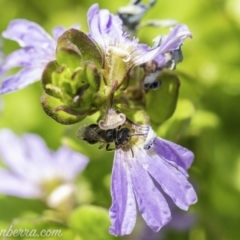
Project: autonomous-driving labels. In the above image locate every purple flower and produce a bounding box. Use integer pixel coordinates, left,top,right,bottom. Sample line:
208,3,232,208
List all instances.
0,129,88,207
109,126,197,236
88,4,191,66
143,25,192,87
152,24,192,68
0,20,79,94
87,4,191,87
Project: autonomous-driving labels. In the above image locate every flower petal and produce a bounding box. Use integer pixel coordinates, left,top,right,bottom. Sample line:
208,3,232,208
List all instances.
109,149,137,236
0,129,34,175
152,137,194,177
88,4,123,49
2,19,55,48
0,130,50,181
130,147,171,232
0,67,43,94
22,133,52,162
134,44,164,66
52,146,89,181
1,20,59,93
2,47,45,70
0,169,41,198
21,133,54,182
157,24,192,54
133,24,191,66
52,26,67,40
141,152,197,211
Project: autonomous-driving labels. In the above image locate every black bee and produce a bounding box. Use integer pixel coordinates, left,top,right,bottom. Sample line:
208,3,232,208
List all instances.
78,124,132,151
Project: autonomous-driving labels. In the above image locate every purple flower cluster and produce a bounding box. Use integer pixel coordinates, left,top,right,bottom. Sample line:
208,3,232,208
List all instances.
0,4,191,95
0,2,197,237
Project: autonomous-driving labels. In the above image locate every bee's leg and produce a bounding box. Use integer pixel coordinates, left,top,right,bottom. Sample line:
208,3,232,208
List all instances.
106,144,116,151
99,143,106,150
130,148,134,158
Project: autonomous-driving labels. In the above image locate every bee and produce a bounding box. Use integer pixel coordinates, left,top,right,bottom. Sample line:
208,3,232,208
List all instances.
77,124,132,151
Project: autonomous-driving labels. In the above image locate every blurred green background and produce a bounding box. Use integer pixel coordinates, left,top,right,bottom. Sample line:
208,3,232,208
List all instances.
0,0,240,239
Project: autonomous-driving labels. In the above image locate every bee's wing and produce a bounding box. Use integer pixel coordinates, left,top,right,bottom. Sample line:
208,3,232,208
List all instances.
77,125,106,143
77,126,87,140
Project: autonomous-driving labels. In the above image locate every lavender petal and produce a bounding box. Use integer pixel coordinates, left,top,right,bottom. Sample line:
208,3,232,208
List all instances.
157,24,192,54
109,149,137,236
141,153,197,210
0,169,41,198
153,137,194,177
0,130,51,181
2,47,43,70
134,44,165,66
2,19,54,48
130,147,171,232
88,4,123,49
52,26,67,40
0,67,43,94
53,146,89,181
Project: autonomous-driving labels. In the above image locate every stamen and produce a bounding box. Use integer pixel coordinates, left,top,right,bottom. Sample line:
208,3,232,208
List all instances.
106,46,131,62
98,112,126,130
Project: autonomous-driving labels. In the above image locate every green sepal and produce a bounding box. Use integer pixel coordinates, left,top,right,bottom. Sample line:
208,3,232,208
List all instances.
57,28,103,69
68,205,119,240
42,60,63,98
56,47,82,69
40,92,88,125
42,61,102,110
72,62,101,105
146,71,180,125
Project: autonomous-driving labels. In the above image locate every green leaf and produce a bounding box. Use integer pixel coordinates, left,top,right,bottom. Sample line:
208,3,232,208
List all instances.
68,205,119,240
157,99,195,140
145,71,180,125
0,195,44,223
40,92,88,125
57,29,103,69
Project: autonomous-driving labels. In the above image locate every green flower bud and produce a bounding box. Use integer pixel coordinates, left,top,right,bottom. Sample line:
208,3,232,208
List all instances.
40,28,106,124
41,60,103,124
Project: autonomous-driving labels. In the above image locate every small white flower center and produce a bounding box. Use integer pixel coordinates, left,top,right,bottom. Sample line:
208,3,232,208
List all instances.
47,183,76,208
106,46,131,62
98,110,126,130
